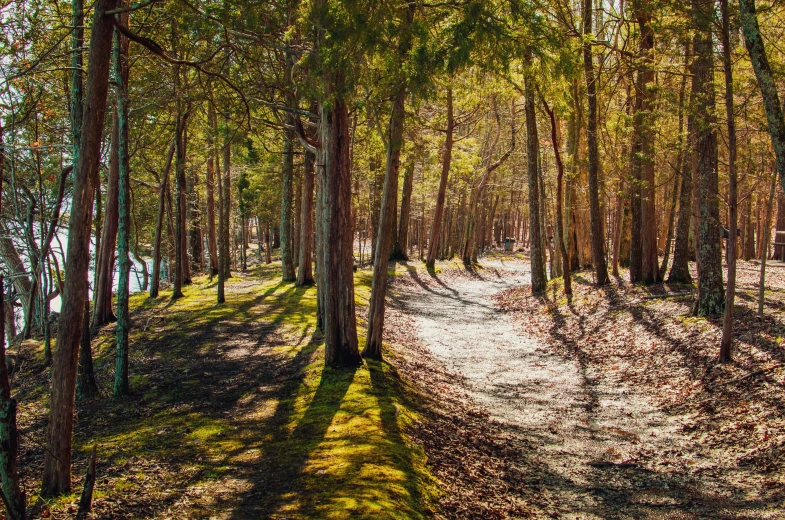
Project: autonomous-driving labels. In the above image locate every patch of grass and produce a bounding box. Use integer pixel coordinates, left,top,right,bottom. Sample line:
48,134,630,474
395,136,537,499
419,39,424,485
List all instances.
19,259,439,518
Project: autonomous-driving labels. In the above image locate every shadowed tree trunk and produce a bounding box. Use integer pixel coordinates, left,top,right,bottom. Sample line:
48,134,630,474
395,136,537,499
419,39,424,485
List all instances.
149,137,177,298
206,102,219,276
719,0,738,362
668,45,694,284
92,109,119,327
543,98,571,296
427,89,453,269
280,128,296,281
393,162,414,260
76,300,98,400
297,149,316,286
692,0,724,317
0,276,25,520
42,0,118,496
526,65,546,294
113,15,131,394
583,0,609,286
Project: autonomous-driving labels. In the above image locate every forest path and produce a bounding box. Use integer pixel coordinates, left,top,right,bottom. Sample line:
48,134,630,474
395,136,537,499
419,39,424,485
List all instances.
392,258,730,519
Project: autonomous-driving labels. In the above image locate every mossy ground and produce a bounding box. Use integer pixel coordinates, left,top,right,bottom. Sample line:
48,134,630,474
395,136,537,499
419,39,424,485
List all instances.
16,260,440,518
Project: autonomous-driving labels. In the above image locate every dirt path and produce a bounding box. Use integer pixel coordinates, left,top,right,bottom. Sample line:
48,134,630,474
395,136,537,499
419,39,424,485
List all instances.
393,259,763,519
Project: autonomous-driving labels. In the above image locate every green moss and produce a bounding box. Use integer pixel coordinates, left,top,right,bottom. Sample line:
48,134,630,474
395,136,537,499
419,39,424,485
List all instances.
54,262,439,518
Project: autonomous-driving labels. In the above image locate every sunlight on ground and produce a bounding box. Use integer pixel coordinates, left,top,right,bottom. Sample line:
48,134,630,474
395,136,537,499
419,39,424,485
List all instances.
27,261,439,518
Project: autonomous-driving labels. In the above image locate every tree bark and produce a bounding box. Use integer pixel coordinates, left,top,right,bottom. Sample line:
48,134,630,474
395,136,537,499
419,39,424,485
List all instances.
427,89,454,269
693,0,724,317
149,137,177,298
297,149,316,286
394,162,414,260
280,129,296,281
206,102,219,276
543,99,571,295
669,45,694,284
526,70,547,294
0,277,25,520
92,105,119,327
113,16,131,394
42,0,118,496
364,16,412,358
319,93,361,367
76,300,98,400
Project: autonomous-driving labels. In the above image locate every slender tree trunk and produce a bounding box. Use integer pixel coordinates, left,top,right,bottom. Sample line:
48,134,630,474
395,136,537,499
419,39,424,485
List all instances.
297,150,316,286
42,0,118,496
76,300,98,400
719,0,737,361
669,45,694,284
280,129,296,281
365,19,412,358
739,0,785,203
693,0,724,316
758,169,777,316
222,121,232,280
206,103,219,276
526,67,546,294
92,108,119,327
427,89,453,269
149,138,176,298
583,0,609,285
543,99,572,295
394,161,414,259
113,16,131,393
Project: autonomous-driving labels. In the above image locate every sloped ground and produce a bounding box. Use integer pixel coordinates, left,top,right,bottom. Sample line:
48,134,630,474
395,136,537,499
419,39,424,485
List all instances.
389,256,785,519
13,262,438,519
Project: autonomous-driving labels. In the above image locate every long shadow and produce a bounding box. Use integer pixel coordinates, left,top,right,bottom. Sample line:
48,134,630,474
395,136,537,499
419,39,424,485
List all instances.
229,364,358,518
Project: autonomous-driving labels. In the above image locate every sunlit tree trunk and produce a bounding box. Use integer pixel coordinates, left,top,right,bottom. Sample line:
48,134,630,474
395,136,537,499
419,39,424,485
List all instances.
427,89,453,269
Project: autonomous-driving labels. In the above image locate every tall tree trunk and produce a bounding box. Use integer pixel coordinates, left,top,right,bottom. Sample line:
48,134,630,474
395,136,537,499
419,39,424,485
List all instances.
633,0,660,284
42,0,118,496
92,107,119,327
758,169,777,316
222,121,232,280
693,0,724,316
0,277,25,520
719,0,737,362
426,89,453,269
739,0,785,204
543,99,572,295
206,102,219,275
393,161,414,259
149,137,176,297
319,93,361,367
583,0,609,285
113,16,131,393
297,149,316,286
526,67,546,294
76,300,98,400
280,129,296,281
365,18,412,358
669,45,694,284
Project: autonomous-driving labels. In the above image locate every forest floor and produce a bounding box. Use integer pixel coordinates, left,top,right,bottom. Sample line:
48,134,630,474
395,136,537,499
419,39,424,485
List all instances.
11,253,785,519
387,254,785,519
14,261,442,519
